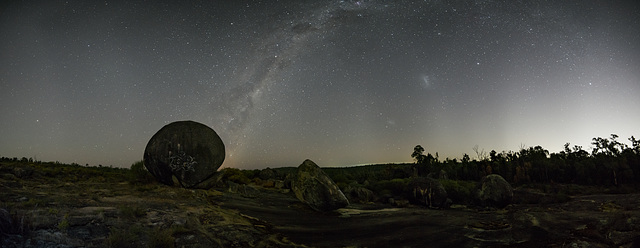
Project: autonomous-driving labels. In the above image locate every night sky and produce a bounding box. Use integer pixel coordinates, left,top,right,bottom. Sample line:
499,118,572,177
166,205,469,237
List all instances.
1,0,639,169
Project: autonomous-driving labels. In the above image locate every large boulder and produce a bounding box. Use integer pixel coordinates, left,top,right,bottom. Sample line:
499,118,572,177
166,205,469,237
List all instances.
409,177,450,209
143,120,225,188
290,159,349,212
476,174,513,208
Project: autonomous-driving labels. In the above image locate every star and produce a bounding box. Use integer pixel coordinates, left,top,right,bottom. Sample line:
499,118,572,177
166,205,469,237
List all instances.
0,0,638,168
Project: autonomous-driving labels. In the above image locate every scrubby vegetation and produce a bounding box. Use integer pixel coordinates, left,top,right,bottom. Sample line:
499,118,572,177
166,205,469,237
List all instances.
272,134,640,205
402,134,640,187
2,134,639,207
129,160,155,184
1,134,640,247
0,159,181,247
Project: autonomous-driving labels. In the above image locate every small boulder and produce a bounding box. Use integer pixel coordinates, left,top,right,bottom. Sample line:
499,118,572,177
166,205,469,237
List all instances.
144,120,225,188
228,181,259,198
343,186,377,203
409,177,450,208
290,159,349,211
476,174,513,208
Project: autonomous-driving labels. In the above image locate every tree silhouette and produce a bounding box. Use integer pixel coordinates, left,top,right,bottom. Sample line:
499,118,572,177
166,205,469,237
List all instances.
411,145,427,164
403,135,639,186
473,145,488,161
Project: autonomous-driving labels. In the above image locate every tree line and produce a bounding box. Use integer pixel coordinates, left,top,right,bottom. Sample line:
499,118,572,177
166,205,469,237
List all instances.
411,134,640,186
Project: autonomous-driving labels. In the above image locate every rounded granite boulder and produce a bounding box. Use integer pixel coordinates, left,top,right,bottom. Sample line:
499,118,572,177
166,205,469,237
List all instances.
143,121,225,188
476,174,513,208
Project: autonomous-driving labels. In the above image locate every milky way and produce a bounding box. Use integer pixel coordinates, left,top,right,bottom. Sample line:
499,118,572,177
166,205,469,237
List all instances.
217,0,393,165
1,0,639,168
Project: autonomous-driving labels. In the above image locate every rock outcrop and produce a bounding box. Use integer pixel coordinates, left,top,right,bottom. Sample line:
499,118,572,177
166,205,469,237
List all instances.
290,159,349,212
0,208,13,235
476,174,513,208
143,120,225,188
409,177,450,208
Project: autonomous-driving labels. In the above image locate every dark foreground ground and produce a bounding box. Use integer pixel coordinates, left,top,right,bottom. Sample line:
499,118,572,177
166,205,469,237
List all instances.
223,187,640,248
1,163,640,247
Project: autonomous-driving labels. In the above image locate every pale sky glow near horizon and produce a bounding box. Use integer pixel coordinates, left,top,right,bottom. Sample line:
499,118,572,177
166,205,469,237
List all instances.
1,0,639,169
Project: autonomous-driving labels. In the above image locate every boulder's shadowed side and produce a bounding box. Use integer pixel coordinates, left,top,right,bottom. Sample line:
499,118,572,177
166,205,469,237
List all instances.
290,159,349,212
143,120,225,188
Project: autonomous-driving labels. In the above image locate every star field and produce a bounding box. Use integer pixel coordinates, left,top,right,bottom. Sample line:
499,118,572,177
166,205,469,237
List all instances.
1,0,639,169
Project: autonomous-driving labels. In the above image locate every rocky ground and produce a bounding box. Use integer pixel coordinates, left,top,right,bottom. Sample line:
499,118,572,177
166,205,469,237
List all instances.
2,163,640,248
220,187,640,248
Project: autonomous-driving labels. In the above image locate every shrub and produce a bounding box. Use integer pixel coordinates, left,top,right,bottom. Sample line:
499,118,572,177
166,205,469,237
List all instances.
241,169,260,180
440,179,476,204
369,178,410,197
57,214,70,232
336,181,349,191
130,160,154,183
222,168,251,184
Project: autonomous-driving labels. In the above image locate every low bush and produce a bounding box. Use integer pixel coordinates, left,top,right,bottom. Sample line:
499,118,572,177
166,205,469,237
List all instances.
440,179,477,204
57,214,70,232
221,168,251,184
368,178,410,197
129,161,154,183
